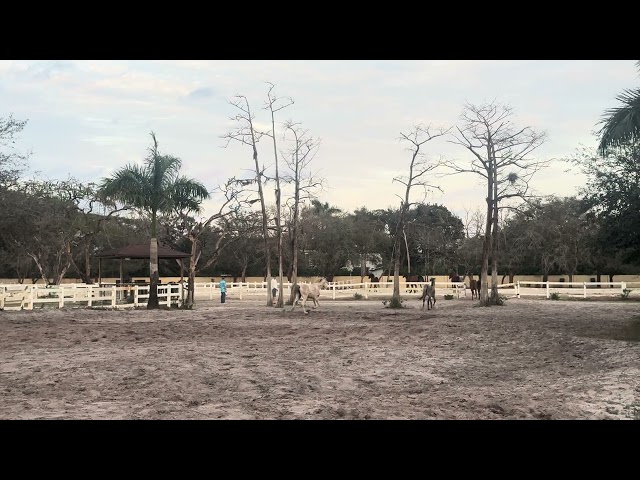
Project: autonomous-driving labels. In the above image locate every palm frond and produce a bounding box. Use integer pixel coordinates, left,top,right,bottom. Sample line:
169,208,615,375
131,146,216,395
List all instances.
99,165,152,210
597,87,640,154
168,176,210,214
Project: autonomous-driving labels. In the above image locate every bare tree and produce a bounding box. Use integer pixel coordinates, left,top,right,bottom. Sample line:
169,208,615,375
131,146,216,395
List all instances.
261,83,294,308
171,177,246,308
390,124,449,306
222,95,274,307
462,206,485,239
448,101,548,305
282,121,323,304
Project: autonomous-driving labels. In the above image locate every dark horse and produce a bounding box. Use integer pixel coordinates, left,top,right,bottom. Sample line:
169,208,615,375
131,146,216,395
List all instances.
404,275,425,293
367,273,380,292
449,273,465,298
468,274,478,300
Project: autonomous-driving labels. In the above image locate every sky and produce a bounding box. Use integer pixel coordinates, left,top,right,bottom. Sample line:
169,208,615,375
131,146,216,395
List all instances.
1,60,636,221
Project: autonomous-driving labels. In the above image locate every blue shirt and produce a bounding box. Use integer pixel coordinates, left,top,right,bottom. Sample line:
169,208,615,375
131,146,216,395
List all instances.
219,279,226,293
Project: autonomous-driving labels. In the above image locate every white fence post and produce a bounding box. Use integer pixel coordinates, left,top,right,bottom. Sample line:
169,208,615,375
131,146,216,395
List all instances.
516,281,520,298
621,282,627,295
364,282,368,299
29,286,34,310
134,285,139,307
88,285,93,307
111,286,117,307
209,283,213,300
332,284,336,300
546,281,550,299
583,282,587,298
59,286,64,308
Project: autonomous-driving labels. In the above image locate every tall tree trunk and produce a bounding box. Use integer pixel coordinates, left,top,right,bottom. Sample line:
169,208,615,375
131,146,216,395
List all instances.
148,211,160,309
491,166,499,303
393,246,401,301
360,255,366,283
185,235,198,309
480,174,493,305
288,153,301,305
84,243,93,284
269,110,285,308
255,167,271,306
404,230,411,275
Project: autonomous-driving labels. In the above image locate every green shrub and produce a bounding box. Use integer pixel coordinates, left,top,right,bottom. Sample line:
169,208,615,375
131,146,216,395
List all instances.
550,292,560,301
444,294,454,300
353,293,363,300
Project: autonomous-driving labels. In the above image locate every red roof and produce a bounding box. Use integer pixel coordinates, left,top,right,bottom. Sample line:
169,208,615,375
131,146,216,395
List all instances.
96,243,190,259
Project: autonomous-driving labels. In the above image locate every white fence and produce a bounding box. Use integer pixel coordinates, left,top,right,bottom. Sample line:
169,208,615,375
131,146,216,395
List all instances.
1,280,638,311
496,281,639,299
0,283,183,311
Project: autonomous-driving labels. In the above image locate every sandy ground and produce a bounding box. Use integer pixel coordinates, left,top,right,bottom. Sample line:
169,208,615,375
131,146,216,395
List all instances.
0,296,639,420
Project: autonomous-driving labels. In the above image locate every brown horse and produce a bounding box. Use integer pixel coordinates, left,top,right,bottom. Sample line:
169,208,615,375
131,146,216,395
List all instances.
367,273,380,292
469,275,478,300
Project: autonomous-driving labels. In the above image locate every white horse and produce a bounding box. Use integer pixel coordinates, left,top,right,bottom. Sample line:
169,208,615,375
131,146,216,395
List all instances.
290,278,329,314
418,278,437,310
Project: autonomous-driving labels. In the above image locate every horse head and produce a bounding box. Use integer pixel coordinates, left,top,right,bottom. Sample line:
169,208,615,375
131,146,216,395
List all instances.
318,277,329,288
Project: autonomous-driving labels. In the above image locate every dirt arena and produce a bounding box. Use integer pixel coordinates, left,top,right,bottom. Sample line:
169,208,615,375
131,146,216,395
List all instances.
1,296,638,419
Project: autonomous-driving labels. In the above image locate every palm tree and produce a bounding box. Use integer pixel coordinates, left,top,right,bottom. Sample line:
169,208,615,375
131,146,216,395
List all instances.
100,132,209,309
598,61,640,154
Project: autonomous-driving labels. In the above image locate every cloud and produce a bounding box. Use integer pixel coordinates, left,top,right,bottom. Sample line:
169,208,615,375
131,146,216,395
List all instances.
186,87,215,100
2,59,636,219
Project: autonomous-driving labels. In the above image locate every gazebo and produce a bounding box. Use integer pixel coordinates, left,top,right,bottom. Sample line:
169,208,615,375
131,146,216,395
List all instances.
95,243,191,286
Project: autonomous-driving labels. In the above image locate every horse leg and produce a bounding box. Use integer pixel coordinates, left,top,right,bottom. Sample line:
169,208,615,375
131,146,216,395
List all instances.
290,295,299,312
301,294,309,314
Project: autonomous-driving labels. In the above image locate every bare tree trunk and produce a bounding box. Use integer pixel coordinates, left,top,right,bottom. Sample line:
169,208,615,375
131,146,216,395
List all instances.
360,255,366,283
185,236,198,309
393,247,401,300
404,230,411,275
481,176,493,305
84,243,93,284
29,254,51,285
265,85,292,309
491,167,499,303
148,237,160,308
148,211,160,309
241,264,247,283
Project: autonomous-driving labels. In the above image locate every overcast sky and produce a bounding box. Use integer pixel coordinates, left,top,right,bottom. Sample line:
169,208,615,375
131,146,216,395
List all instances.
1,60,635,220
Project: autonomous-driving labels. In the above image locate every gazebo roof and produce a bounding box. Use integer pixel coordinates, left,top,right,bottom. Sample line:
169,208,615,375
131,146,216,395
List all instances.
96,243,191,259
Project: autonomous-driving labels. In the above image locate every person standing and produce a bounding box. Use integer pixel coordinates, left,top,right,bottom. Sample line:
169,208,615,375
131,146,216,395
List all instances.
219,276,227,304
271,277,278,306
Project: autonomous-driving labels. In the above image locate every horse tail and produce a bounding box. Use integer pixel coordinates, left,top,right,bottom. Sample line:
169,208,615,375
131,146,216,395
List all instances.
418,286,426,301
293,284,301,302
